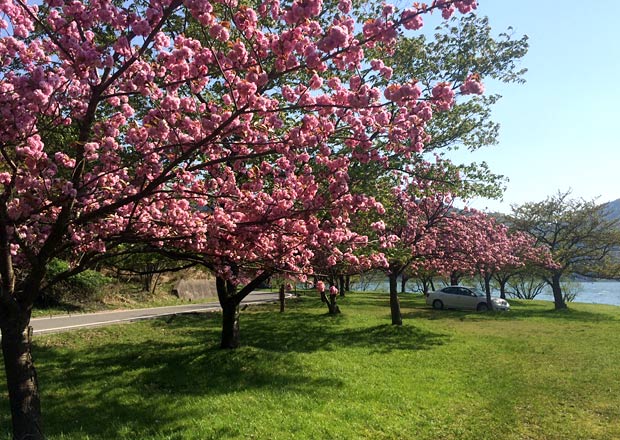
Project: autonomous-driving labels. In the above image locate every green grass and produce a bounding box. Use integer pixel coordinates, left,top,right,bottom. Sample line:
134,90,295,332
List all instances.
3,293,620,439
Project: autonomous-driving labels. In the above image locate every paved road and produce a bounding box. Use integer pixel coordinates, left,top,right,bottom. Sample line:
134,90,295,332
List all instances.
30,291,281,335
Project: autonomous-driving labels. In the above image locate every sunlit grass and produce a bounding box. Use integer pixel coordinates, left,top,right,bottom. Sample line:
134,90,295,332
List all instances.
3,293,620,439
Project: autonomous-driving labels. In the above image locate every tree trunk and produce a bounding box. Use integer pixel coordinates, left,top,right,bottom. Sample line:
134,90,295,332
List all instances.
420,279,429,294
320,291,327,303
279,284,285,313
216,277,241,349
338,275,345,297
345,275,350,292
215,270,273,349
484,274,494,312
1,320,44,440
499,279,507,300
389,272,402,326
220,299,241,349
328,294,341,314
550,273,567,310
141,273,151,292
450,272,460,286
421,277,435,294
400,274,408,294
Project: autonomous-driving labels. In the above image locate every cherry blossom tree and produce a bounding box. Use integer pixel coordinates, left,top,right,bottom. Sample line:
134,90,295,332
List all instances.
0,0,482,436
335,15,531,322
427,210,550,310
406,266,439,294
360,172,457,325
492,231,553,299
449,212,522,309
308,231,380,304
194,212,379,346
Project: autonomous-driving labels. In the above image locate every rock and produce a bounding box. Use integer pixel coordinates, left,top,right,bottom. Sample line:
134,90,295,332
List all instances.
172,278,217,300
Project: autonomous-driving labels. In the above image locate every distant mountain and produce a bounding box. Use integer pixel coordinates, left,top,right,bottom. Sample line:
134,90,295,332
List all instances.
602,199,620,222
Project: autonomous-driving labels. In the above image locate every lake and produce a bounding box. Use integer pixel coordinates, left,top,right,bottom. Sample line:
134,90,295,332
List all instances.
537,280,620,306
349,279,620,307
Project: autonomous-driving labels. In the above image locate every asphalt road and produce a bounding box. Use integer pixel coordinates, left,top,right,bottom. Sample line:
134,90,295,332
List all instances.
30,291,281,335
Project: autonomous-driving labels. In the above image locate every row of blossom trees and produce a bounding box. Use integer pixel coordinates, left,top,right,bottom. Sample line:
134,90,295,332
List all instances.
347,176,552,322
0,0,546,437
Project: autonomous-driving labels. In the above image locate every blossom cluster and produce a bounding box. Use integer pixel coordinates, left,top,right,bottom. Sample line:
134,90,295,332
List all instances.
0,0,482,281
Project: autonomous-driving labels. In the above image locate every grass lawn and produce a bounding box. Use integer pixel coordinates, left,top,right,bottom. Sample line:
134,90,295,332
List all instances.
2,292,620,439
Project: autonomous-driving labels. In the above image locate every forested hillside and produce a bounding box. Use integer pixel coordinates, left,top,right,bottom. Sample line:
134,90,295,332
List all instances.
603,199,620,221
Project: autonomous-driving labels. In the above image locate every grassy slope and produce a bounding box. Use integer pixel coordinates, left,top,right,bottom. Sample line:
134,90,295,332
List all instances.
31,280,192,317
2,293,620,439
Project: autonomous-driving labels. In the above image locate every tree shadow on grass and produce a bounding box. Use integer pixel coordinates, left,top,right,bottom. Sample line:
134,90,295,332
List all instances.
0,295,455,439
0,306,444,439
242,312,447,354
3,308,446,439
18,324,335,438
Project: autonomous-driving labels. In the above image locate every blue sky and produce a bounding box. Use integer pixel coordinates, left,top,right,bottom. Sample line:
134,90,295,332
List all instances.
444,0,620,213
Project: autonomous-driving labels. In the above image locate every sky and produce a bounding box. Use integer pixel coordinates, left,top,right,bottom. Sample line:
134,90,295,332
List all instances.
442,0,620,213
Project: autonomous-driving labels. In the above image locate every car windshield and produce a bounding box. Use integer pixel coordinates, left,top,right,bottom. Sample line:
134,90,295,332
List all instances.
471,289,486,297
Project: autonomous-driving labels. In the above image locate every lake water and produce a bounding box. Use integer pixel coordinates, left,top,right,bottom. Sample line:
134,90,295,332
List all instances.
537,280,620,306
349,279,620,307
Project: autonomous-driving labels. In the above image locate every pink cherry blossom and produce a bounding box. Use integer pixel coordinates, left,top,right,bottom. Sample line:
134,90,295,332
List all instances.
460,73,485,95
431,82,455,110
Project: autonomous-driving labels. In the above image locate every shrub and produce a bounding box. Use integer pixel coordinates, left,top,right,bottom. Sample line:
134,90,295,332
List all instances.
39,259,113,306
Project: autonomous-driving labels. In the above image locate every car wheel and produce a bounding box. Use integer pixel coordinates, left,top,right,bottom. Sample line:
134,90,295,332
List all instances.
477,303,489,312
432,299,444,310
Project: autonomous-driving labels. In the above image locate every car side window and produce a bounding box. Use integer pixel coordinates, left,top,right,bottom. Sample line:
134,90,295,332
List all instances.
442,287,458,295
459,288,473,296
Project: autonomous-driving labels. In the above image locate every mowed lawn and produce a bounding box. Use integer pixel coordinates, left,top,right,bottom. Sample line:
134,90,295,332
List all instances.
2,292,620,439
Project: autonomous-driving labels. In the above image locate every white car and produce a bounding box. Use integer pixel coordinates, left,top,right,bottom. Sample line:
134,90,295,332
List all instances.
425,286,510,312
